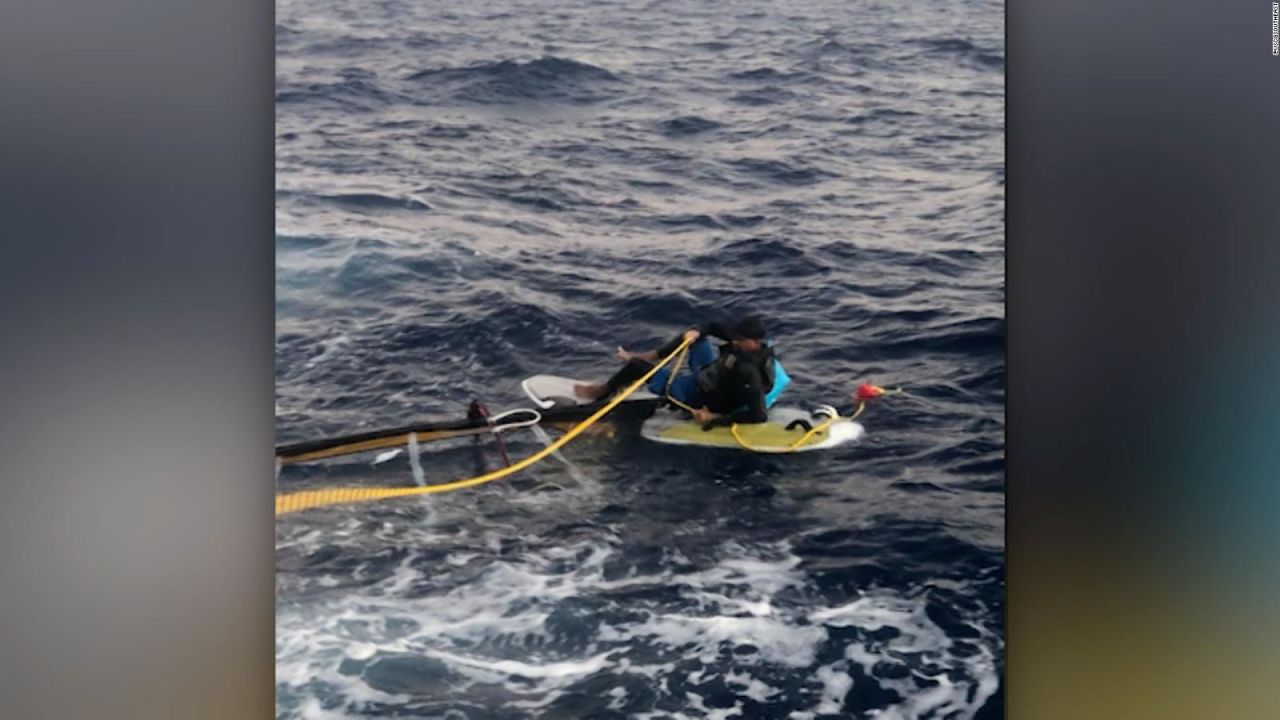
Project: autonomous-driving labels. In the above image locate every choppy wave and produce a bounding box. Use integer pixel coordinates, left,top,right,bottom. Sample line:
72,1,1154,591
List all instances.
407,56,623,104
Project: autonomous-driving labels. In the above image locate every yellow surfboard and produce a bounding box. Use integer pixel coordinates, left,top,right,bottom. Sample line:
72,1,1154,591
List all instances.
642,407,864,453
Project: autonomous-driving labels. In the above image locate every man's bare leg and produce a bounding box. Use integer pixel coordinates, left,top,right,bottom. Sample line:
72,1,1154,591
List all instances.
572,345,664,401
573,382,607,401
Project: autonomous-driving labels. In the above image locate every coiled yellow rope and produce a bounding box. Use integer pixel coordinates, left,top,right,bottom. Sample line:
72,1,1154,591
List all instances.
726,388,894,453
275,336,694,516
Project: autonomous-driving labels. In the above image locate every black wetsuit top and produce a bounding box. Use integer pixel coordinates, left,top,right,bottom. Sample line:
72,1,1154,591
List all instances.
656,322,776,426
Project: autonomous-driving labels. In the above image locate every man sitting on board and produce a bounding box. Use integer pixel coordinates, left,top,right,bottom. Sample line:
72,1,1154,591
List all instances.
573,316,786,427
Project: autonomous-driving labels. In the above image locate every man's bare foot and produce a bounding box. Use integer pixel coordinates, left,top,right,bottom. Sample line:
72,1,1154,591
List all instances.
573,383,606,401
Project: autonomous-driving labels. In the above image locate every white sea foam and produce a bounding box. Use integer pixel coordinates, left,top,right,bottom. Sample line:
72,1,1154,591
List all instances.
685,691,744,720
811,594,952,655
302,333,350,370
810,591,1000,718
277,535,1000,719
814,663,854,715
606,685,629,710
605,612,826,669
724,669,780,703
426,646,611,680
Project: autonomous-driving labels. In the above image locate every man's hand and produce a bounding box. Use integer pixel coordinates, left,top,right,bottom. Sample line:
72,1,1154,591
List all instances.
692,406,717,424
682,328,701,344
615,346,634,362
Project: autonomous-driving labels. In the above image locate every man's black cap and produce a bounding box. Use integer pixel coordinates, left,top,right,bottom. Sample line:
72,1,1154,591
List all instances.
731,316,767,340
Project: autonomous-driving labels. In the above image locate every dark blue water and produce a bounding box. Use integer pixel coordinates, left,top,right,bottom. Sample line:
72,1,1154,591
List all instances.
276,0,1004,717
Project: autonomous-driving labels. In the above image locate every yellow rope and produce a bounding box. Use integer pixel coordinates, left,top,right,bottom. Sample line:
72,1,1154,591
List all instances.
786,407,847,449
849,401,868,421
727,398,873,453
662,341,697,413
724,406,841,453
728,423,751,449
725,411,835,453
782,400,870,449
770,386,900,451
276,336,695,516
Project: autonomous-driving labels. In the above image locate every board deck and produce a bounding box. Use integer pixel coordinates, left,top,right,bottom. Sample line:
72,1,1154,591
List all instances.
522,374,658,409
641,406,863,453
522,376,862,453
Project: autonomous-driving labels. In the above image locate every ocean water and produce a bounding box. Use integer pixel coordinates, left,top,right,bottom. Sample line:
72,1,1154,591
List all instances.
276,0,1004,717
